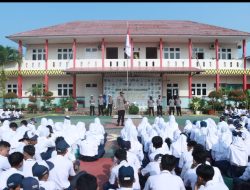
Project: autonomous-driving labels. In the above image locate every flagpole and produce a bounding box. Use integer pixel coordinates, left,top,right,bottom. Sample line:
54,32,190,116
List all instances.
126,21,129,104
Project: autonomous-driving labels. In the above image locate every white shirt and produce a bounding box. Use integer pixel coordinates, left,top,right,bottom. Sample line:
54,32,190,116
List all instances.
39,180,57,190
141,161,160,176
199,180,229,190
22,158,36,177
0,155,11,175
109,160,140,190
48,154,76,189
144,170,185,190
178,149,193,169
0,167,23,190
149,147,169,162
126,151,141,172
16,125,29,137
184,164,224,190
79,139,98,157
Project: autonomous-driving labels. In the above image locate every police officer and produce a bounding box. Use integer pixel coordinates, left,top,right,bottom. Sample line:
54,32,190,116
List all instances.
89,95,95,116
116,91,126,126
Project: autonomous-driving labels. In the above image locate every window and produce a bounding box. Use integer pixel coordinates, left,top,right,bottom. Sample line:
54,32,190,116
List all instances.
7,84,17,94
57,49,73,60
193,48,204,59
164,47,181,59
57,84,73,96
86,84,97,88
106,47,118,59
31,84,45,96
192,83,206,96
219,48,231,59
32,49,45,60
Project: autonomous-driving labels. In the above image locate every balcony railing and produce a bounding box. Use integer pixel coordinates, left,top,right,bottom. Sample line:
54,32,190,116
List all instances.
3,58,245,71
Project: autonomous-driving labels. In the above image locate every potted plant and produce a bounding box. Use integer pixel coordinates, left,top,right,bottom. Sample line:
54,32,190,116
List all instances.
208,90,223,114
189,97,202,115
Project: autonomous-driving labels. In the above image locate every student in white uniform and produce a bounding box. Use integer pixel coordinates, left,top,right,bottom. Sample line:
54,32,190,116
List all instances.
79,135,100,162
144,154,185,190
48,138,76,190
104,148,140,190
195,164,229,190
179,140,197,179
0,152,24,190
4,173,24,190
32,160,56,190
1,122,18,143
74,173,98,190
117,166,135,190
22,145,36,177
228,130,248,178
16,120,29,137
0,141,11,175
149,136,169,162
22,176,45,190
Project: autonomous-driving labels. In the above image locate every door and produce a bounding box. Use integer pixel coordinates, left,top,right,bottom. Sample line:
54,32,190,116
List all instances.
146,47,157,59
166,83,179,105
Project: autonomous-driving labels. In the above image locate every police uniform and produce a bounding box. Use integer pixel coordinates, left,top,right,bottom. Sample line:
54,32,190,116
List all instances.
116,92,126,126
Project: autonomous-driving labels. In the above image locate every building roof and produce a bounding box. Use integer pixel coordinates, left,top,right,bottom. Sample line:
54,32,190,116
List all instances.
8,20,250,38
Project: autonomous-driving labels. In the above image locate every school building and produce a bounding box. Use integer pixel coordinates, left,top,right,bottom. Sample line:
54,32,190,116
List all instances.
5,20,250,109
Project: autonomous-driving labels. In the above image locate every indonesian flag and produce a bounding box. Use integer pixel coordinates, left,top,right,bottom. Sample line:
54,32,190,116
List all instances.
125,28,131,58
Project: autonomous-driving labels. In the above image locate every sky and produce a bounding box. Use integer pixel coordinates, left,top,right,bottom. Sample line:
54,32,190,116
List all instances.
0,2,250,55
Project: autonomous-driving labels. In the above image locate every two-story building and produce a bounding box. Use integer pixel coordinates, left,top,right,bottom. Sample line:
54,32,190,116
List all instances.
5,20,250,109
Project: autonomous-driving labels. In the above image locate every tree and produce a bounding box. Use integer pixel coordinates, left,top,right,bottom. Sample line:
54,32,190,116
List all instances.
208,90,223,111
25,82,44,111
228,90,246,107
0,45,22,97
41,91,54,111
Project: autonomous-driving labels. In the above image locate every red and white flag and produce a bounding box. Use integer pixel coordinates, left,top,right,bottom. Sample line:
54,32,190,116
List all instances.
125,28,131,58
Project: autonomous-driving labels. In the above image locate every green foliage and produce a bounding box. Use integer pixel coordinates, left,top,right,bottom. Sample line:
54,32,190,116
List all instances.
208,90,224,111
29,96,37,103
228,90,246,106
129,104,139,115
27,103,38,113
189,97,202,112
41,91,54,111
208,90,223,100
59,97,75,111
21,103,26,111
4,92,18,99
0,69,7,97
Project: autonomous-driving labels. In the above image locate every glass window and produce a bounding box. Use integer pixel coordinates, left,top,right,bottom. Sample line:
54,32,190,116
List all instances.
6,84,17,94
197,89,201,95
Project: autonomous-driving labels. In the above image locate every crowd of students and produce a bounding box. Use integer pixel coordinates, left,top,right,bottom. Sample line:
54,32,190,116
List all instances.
0,116,106,190
1,108,250,190
0,109,23,123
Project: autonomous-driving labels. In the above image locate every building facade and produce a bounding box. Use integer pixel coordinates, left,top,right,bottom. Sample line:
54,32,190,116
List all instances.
5,20,250,109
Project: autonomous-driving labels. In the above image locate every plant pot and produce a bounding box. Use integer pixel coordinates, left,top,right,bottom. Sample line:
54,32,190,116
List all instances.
208,110,215,115
65,108,69,112
195,110,201,115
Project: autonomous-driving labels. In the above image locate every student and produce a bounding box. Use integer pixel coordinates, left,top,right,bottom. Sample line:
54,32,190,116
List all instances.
0,141,11,175
22,145,36,177
195,164,228,190
105,148,140,190
16,120,29,137
0,152,24,190
4,173,24,190
89,95,96,116
75,173,98,190
148,96,155,117
48,138,76,190
32,161,56,190
156,95,163,116
144,154,185,190
22,177,45,190
149,136,169,162
118,166,135,190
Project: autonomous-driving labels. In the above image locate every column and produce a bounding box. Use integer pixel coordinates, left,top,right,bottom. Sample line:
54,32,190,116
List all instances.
131,39,134,68
44,39,49,92
18,40,23,98
215,39,220,91
160,38,163,68
188,39,192,99
102,38,105,68
72,39,77,98
243,39,247,90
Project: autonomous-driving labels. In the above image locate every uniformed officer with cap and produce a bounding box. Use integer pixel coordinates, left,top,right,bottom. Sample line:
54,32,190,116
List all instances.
116,91,126,126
